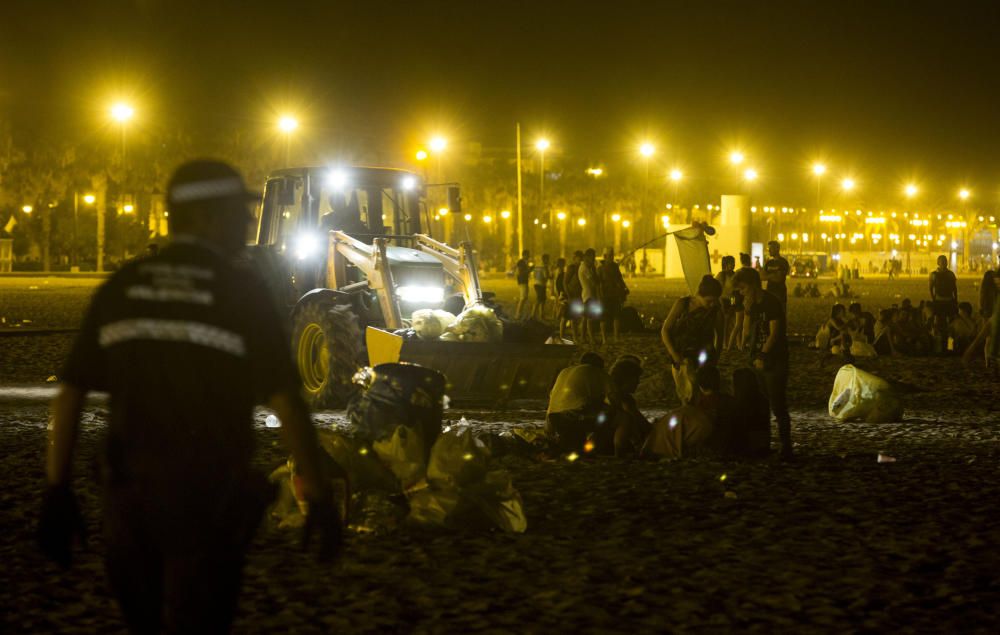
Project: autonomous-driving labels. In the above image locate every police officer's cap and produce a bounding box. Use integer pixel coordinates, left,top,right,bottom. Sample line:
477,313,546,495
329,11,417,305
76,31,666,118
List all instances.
167,160,260,210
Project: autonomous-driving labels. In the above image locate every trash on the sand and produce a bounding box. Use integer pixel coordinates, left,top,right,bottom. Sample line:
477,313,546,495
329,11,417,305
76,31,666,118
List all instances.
828,364,904,422
439,304,503,342
544,336,574,345
373,425,429,491
724,491,738,499
410,308,456,340
45,375,57,383
877,453,897,463
427,425,489,488
264,414,280,428
511,426,546,445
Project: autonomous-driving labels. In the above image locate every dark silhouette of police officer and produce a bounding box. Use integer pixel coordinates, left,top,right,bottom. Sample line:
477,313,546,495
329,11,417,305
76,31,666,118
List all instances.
40,159,341,632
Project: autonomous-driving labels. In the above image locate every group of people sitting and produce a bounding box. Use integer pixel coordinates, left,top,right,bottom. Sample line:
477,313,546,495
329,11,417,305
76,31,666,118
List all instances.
544,351,770,460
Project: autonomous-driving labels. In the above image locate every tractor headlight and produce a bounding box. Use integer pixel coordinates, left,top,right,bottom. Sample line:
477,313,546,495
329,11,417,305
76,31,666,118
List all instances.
293,232,320,260
397,285,445,304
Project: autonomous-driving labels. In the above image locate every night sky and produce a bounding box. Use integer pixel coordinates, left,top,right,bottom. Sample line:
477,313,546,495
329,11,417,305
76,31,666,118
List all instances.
4,0,1000,204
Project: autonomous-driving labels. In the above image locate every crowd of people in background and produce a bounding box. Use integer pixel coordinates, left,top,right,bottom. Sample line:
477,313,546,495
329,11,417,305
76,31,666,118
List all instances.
511,247,631,346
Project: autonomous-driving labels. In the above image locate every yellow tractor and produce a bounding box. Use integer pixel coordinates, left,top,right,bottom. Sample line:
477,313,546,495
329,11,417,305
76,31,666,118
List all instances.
251,166,575,409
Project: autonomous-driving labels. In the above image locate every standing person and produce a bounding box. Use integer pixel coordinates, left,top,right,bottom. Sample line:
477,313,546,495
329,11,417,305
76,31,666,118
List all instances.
598,247,629,343
763,240,790,309
530,253,551,320
512,249,532,319
660,274,724,405
979,270,996,321
550,256,567,321
733,267,793,459
579,248,602,345
716,255,737,349
39,161,342,632
930,254,958,351
563,250,584,341
727,253,755,350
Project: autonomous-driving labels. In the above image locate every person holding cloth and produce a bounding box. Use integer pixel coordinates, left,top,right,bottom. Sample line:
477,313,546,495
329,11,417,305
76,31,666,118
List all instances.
763,240,790,309
733,267,793,459
39,160,343,632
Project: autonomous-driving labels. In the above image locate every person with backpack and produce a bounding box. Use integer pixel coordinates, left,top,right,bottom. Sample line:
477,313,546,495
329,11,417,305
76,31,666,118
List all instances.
598,247,629,343
660,275,724,405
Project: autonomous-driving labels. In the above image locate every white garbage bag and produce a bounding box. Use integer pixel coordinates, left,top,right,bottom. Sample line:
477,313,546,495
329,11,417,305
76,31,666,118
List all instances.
828,364,903,422
411,309,457,340
440,304,503,342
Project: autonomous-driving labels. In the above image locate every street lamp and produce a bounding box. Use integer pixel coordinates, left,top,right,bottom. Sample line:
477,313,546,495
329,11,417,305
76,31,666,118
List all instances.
110,101,135,166
536,138,550,226
415,149,428,161
639,142,655,158
841,177,855,192
905,183,918,198
21,205,33,214
429,136,447,153
959,188,971,201
743,168,758,182
729,151,744,166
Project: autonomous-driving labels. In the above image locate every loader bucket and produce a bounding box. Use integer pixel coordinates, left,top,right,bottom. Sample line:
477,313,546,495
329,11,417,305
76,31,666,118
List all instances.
366,327,577,407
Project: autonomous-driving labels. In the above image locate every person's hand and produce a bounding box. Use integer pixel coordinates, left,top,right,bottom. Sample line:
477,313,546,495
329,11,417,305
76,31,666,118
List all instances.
753,358,765,370
302,486,344,562
38,484,86,569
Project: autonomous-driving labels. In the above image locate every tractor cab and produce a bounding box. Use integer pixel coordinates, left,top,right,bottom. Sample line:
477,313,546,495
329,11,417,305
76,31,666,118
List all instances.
254,166,447,309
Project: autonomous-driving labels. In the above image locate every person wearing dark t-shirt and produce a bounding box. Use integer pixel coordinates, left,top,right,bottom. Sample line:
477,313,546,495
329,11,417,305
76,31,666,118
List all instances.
513,249,531,319
734,266,792,459
763,240,791,309
727,253,756,350
930,255,958,350
41,161,341,632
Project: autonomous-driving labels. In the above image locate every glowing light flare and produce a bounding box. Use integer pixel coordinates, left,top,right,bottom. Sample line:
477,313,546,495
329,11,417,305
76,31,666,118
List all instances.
812,163,827,176
401,176,416,191
576,218,586,227
670,168,683,182
639,142,655,157
611,213,621,222
83,194,96,205
622,220,631,228
743,168,758,182
110,102,135,122
556,211,567,221
500,210,511,219
729,151,744,166
905,184,918,198
429,136,447,153
586,168,604,176
841,178,856,191
583,440,595,453
415,150,428,161
278,115,298,133
566,452,579,462
668,416,678,430
22,205,33,213
438,207,450,216
463,214,472,221
535,138,551,152
123,204,134,213
482,215,493,224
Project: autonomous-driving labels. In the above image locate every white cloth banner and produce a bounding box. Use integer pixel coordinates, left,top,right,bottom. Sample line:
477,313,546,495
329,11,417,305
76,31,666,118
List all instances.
672,226,712,295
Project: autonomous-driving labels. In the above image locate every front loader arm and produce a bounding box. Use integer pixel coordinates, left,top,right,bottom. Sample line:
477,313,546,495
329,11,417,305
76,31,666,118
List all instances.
328,230,403,330
413,234,484,307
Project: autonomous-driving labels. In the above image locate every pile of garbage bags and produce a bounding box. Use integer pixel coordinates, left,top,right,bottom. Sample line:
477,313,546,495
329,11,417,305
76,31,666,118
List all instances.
828,364,903,422
404,305,504,343
269,362,526,533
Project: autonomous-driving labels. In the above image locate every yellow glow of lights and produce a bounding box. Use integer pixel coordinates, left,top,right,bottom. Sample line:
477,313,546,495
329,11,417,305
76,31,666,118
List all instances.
611,213,621,222
482,215,492,224
463,213,472,221
639,142,655,157
670,168,683,182
622,220,631,228
83,194,96,205
959,188,971,200
905,183,918,198
556,211,567,221
729,151,744,165
110,102,135,122
415,149,428,161
586,168,604,176
577,218,586,226
777,233,785,241
438,207,450,216
864,217,886,224
535,138,551,152
841,178,856,191
21,205,32,213
123,204,134,213
812,163,826,176
278,115,298,133
661,215,670,228
429,136,447,152
820,215,842,223
743,168,758,182
500,210,511,219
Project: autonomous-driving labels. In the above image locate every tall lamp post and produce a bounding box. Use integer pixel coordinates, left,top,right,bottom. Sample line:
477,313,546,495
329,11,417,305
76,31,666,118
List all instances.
639,141,655,245
536,138,550,227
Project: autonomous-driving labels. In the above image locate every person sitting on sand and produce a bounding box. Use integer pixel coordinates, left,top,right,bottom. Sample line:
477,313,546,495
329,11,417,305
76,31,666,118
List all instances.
950,302,980,354
893,307,931,355
545,352,644,456
848,302,876,343
824,303,852,356
873,309,898,356
661,275,724,404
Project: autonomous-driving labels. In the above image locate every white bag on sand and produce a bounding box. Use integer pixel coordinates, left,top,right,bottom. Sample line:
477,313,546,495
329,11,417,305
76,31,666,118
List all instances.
440,304,503,342
828,364,903,422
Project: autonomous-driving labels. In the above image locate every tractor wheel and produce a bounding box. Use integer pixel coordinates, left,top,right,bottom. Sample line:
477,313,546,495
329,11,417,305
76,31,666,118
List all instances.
292,302,365,409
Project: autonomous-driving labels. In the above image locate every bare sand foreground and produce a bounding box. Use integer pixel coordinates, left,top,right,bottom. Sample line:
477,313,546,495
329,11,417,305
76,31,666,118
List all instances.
1,275,999,632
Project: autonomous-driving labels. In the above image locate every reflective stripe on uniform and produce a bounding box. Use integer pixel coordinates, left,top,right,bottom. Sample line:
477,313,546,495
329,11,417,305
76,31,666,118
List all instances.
99,319,246,356
126,285,214,305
